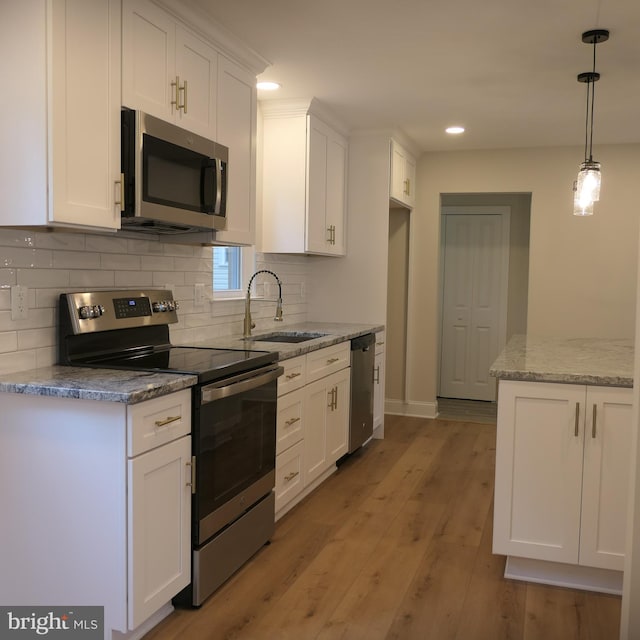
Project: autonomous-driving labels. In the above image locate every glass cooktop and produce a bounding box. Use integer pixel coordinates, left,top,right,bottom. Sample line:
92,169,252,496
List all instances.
83,346,277,384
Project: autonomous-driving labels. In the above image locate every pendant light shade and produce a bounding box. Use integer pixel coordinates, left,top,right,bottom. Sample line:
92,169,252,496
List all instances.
572,29,609,216
573,160,601,216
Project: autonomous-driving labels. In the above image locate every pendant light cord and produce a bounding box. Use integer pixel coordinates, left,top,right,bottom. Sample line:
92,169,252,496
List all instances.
585,38,597,162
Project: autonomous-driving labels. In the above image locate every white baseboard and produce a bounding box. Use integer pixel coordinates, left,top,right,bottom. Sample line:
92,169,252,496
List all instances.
385,399,438,419
504,555,623,595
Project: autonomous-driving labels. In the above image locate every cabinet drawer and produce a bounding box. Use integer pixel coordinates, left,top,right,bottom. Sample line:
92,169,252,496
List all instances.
127,389,192,457
278,355,307,395
277,388,304,455
306,342,350,383
275,441,304,513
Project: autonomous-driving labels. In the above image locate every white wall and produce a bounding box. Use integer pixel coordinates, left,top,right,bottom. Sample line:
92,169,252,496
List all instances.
0,227,308,375
307,133,391,324
411,143,640,407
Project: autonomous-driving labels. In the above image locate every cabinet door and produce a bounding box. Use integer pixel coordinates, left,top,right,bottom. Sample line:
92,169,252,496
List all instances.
215,56,257,245
128,435,191,629
50,0,121,230
122,0,176,121
390,141,415,208
326,369,350,462
306,115,347,256
373,348,385,432
306,115,330,254
493,380,584,564
580,386,632,570
175,26,217,139
304,375,331,486
275,440,304,514
325,132,348,255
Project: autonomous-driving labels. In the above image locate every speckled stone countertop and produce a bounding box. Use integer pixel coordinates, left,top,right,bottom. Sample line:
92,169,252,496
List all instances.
0,322,383,404
180,322,385,360
0,366,197,404
490,335,634,387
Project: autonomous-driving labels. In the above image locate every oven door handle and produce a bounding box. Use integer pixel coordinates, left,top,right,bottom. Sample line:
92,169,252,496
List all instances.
200,364,284,403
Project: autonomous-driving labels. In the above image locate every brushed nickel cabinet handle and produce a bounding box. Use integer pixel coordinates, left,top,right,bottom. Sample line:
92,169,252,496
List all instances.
186,456,196,493
115,173,124,211
592,404,597,438
181,79,188,113
575,402,580,437
373,366,380,384
171,75,180,111
154,415,181,428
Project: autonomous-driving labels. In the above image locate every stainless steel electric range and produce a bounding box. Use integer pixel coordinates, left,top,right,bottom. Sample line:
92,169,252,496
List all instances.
58,289,283,606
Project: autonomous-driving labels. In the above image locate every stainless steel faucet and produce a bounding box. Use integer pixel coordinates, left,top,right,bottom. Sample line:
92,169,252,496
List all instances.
243,269,283,338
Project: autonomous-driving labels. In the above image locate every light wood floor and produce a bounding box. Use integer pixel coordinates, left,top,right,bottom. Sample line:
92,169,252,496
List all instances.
144,414,621,640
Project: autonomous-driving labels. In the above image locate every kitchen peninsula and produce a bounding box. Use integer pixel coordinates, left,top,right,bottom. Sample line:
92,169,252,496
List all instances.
490,335,633,595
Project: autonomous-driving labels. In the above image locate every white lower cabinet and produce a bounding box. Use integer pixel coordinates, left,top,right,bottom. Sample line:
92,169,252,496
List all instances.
373,332,386,435
274,343,351,518
0,389,192,636
493,380,632,576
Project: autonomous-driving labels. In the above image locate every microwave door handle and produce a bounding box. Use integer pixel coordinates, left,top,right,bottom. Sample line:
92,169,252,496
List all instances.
214,158,222,215
201,160,216,213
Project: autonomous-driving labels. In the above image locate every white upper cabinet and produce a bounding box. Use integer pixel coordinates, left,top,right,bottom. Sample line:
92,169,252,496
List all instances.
122,0,217,140
390,140,416,208
214,56,257,246
0,0,122,231
261,99,348,256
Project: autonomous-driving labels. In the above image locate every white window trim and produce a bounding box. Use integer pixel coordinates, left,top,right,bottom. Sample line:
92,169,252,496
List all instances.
212,246,256,300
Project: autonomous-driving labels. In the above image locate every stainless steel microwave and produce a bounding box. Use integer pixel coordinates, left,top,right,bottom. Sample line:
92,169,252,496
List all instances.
121,108,228,234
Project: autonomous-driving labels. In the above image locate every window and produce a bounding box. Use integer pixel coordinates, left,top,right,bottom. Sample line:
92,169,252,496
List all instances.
213,246,254,299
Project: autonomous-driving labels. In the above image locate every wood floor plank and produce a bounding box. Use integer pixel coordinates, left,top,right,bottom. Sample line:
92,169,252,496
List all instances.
315,498,448,640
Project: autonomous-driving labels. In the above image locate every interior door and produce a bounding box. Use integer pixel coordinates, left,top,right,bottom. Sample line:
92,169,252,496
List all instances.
439,210,509,401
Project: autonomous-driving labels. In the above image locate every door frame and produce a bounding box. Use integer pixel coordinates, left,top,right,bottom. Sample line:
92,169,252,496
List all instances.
437,205,511,400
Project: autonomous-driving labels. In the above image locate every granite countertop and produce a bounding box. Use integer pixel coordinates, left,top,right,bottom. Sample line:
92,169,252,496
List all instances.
0,366,197,404
0,322,383,403
180,322,385,360
490,335,634,387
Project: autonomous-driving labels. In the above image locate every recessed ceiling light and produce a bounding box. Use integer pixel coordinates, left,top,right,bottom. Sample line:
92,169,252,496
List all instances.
257,81,281,91
446,126,465,135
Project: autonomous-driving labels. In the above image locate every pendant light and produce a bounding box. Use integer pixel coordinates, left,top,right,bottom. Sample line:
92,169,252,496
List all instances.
573,29,609,216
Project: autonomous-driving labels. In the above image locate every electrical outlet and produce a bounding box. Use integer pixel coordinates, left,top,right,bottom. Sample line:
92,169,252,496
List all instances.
11,285,28,320
194,283,205,306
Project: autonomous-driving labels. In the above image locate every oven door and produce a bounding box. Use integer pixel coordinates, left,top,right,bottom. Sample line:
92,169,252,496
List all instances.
193,364,283,546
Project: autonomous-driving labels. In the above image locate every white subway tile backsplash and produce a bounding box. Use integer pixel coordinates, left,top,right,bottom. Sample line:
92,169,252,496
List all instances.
2,247,53,269
141,255,176,272
85,235,129,254
0,227,309,375
53,250,101,269
17,327,55,350
0,269,17,286
0,332,18,353
100,253,142,270
69,270,116,288
35,232,85,251
17,269,70,287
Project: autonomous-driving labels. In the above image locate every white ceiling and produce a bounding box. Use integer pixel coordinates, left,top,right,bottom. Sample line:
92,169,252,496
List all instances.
184,0,640,153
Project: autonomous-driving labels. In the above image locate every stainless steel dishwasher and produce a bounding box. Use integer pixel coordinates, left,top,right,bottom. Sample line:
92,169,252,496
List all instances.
348,333,375,453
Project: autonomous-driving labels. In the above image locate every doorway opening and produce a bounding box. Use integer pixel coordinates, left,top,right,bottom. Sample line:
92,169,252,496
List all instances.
437,193,531,405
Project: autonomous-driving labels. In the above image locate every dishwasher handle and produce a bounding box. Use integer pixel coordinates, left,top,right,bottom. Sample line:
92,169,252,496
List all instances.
201,364,284,404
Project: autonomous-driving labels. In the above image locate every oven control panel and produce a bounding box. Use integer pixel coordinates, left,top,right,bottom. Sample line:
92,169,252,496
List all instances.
60,289,179,334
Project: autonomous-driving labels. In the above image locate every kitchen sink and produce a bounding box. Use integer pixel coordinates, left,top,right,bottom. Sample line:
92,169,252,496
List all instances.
243,331,328,343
